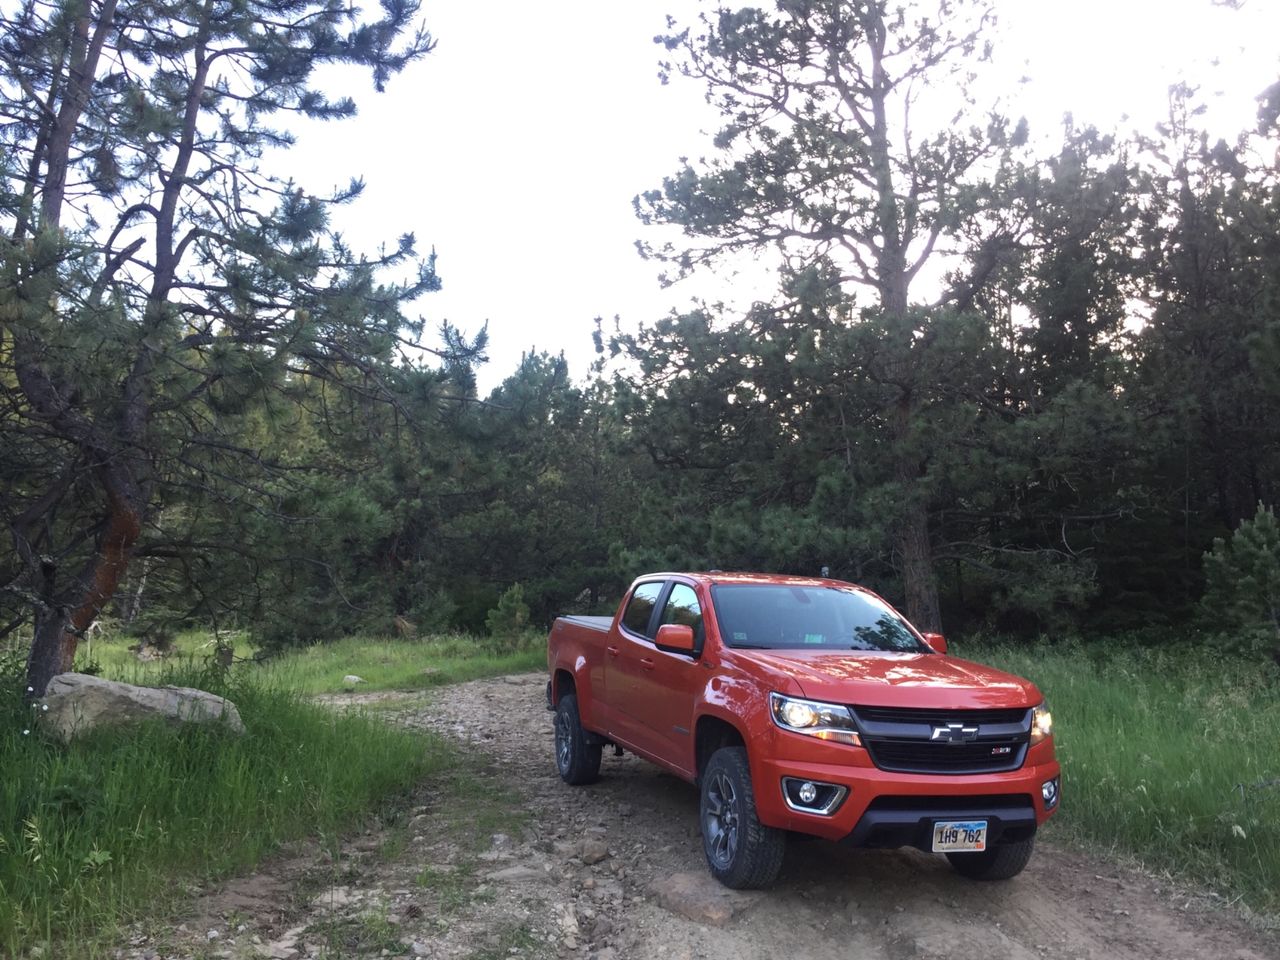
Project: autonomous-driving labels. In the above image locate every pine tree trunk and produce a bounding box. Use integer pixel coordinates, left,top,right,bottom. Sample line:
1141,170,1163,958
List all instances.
890,390,942,632
26,611,77,698
866,25,944,633
896,481,943,632
25,483,141,695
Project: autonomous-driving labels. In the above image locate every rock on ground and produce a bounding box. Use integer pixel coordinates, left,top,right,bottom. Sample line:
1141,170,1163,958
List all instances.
41,672,244,741
648,871,764,927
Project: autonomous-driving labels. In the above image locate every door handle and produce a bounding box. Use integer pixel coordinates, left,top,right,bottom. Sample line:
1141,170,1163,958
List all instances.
606,645,620,657
640,657,655,671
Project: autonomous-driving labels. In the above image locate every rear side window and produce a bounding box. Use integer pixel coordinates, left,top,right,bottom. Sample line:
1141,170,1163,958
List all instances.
659,584,704,647
621,582,663,636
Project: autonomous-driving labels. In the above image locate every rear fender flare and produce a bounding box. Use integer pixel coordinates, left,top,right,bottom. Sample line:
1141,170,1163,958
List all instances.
552,654,601,733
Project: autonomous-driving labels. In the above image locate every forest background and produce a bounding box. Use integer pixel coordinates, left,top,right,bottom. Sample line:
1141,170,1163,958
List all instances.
2,0,1280,698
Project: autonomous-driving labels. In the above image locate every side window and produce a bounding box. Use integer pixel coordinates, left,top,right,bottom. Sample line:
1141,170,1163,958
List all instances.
659,584,704,647
621,582,663,636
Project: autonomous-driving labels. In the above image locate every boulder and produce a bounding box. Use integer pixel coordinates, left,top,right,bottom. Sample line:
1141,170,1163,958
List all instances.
648,871,764,927
41,673,245,741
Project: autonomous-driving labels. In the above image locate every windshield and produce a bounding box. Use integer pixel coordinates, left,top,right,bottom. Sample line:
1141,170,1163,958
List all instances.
710,584,931,653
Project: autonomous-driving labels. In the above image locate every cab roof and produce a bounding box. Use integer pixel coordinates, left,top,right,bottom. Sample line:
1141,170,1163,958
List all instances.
642,571,869,592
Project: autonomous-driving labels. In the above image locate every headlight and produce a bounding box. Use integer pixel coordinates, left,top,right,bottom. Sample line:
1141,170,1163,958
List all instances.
1031,702,1053,745
769,693,862,746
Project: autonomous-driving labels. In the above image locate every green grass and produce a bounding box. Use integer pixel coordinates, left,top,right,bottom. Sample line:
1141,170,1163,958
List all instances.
0,662,444,954
312,905,408,957
964,639,1280,913
254,635,544,695
0,626,547,956
10,622,1277,949
74,631,545,695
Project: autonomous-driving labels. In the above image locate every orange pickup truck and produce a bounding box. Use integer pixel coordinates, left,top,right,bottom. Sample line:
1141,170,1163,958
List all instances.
545,572,1059,888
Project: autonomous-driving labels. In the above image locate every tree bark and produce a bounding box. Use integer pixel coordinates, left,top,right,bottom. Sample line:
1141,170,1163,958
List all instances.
865,15,943,633
38,0,120,230
888,356,942,632
895,447,943,632
24,473,142,694
14,0,149,696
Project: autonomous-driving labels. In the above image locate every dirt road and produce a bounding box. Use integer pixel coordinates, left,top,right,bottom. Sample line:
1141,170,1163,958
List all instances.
121,674,1279,960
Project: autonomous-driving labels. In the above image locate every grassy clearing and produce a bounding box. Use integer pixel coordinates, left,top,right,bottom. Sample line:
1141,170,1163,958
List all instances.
255,635,544,695
0,628,546,955
0,660,446,956
965,639,1280,913
72,631,545,695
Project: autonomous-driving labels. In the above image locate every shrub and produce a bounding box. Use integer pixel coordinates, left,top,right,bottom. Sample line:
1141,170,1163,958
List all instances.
1201,502,1280,659
484,584,530,653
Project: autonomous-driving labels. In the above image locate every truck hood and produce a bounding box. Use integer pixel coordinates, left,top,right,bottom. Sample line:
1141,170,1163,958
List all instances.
737,650,1042,710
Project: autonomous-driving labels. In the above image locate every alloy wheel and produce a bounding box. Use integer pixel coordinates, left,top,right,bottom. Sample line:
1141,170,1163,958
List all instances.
555,708,573,772
704,771,740,868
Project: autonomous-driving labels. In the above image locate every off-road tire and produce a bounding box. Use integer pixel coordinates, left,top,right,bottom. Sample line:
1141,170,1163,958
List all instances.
700,746,786,889
554,693,602,785
946,835,1036,880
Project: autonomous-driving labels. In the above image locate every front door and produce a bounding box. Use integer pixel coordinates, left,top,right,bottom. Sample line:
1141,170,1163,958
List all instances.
631,582,706,776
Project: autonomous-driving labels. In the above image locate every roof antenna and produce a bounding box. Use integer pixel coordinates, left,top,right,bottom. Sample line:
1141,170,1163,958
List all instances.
820,565,830,578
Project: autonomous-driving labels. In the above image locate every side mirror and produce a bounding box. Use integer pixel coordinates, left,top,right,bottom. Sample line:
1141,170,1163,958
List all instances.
921,631,948,655
655,623,696,655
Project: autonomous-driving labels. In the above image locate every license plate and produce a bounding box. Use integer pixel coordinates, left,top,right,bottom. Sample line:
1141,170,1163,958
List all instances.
932,819,987,852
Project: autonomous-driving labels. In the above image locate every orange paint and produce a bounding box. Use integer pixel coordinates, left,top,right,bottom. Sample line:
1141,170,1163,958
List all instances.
549,571,1060,862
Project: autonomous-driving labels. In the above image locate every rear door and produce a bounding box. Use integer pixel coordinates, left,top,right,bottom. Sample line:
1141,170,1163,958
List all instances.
604,580,666,755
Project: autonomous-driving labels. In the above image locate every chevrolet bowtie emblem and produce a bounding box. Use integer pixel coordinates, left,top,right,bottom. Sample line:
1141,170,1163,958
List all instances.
930,722,979,743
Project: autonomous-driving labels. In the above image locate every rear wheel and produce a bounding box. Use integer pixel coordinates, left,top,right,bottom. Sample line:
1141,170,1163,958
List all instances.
946,836,1035,880
700,746,785,889
553,693,601,785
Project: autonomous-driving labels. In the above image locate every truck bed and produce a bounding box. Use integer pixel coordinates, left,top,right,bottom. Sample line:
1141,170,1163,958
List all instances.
557,615,613,632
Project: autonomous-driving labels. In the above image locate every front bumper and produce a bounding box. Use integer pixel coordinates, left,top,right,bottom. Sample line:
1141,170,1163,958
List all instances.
846,794,1037,851
752,735,1061,847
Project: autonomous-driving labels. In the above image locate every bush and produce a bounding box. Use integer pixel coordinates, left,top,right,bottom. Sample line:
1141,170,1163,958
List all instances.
484,583,530,653
1201,502,1280,658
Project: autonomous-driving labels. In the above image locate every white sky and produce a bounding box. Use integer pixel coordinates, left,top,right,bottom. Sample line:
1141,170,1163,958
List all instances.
285,0,1280,394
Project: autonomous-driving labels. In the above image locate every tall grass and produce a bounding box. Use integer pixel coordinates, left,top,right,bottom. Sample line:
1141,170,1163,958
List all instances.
0,660,448,955
75,632,545,695
967,639,1280,912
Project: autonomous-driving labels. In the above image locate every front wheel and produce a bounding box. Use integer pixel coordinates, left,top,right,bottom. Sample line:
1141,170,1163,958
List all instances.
946,835,1036,880
700,747,785,889
554,693,601,785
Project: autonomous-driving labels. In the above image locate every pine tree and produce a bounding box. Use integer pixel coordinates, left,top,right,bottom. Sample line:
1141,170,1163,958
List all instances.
1201,503,1280,658
634,0,1029,629
0,0,481,693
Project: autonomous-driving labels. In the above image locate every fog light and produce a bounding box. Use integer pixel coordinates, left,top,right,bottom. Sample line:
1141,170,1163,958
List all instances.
1042,776,1060,811
781,777,848,815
